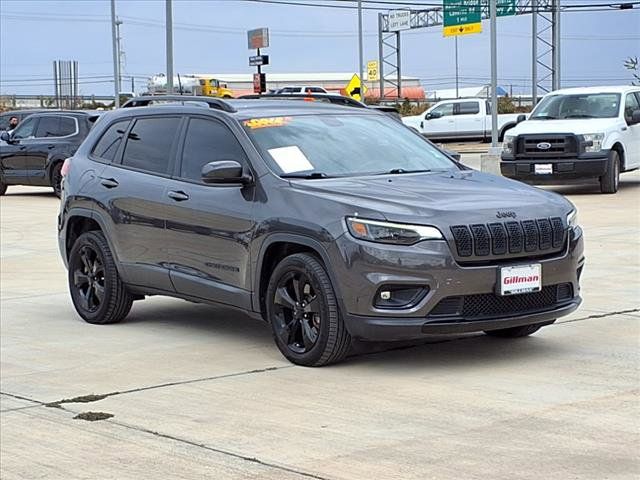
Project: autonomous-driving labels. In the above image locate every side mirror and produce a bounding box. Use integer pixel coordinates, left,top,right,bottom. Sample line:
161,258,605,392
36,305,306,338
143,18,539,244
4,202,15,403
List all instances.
0,131,10,142
517,114,526,124
631,109,640,125
201,160,252,185
425,111,442,120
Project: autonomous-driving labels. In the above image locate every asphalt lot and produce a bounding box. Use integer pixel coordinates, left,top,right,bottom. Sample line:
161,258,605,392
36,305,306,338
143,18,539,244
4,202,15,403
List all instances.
1,157,639,479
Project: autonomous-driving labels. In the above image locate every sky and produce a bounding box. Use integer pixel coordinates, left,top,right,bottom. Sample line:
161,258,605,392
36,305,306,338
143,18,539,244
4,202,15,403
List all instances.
1,0,639,97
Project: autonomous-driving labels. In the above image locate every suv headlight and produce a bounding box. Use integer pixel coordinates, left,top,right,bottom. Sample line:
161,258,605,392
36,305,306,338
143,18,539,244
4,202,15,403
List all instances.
346,217,443,245
502,134,516,154
567,209,578,229
583,133,604,153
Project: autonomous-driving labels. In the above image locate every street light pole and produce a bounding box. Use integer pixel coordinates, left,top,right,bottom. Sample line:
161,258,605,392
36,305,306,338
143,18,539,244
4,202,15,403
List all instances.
357,0,364,95
455,36,459,98
110,0,120,108
489,0,499,148
166,0,174,93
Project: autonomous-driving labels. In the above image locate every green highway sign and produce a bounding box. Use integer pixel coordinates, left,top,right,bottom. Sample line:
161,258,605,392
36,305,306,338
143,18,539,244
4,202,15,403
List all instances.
443,0,482,37
497,0,516,17
443,0,481,27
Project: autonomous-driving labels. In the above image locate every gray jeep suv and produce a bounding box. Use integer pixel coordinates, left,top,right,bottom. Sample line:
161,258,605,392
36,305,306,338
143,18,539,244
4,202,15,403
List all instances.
58,98,584,366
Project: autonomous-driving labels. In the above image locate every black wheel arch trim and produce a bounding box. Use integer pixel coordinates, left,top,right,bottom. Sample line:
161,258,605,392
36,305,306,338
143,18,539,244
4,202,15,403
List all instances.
252,233,346,317
62,208,123,276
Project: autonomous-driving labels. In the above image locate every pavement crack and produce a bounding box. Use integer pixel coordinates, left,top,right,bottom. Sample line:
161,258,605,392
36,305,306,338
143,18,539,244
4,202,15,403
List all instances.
556,308,640,325
110,419,333,480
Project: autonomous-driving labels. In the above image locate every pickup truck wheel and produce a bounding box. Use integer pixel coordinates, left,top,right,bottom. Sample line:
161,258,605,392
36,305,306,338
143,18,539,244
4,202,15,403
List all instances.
68,231,133,325
0,180,6,196
599,151,620,194
51,162,63,198
266,253,351,367
484,321,549,338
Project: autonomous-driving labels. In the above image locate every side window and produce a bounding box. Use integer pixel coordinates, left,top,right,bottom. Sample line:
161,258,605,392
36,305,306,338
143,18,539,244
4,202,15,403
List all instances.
0,114,11,130
35,116,77,137
430,103,454,117
120,117,181,175
180,118,247,181
624,93,640,124
92,120,130,162
456,102,480,115
310,87,325,93
12,116,37,139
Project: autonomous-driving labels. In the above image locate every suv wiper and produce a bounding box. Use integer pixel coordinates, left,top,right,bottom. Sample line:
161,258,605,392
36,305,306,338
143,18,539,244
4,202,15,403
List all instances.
280,172,332,179
562,114,596,118
375,168,432,175
531,115,557,120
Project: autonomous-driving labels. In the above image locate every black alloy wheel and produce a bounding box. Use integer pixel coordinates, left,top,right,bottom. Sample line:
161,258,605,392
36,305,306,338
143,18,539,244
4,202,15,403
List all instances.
72,245,106,313
272,270,321,354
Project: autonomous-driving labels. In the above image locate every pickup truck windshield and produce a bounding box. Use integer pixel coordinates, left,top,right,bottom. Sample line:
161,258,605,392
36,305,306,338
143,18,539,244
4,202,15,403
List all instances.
243,114,457,177
530,93,621,120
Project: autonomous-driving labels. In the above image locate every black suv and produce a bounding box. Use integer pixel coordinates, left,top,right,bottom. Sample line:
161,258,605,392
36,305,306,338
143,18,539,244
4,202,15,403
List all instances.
0,110,99,196
58,98,584,366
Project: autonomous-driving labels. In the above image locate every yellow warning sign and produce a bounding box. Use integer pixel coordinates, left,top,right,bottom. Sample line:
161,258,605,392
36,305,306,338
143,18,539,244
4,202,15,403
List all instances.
367,61,379,82
443,22,482,37
345,74,368,102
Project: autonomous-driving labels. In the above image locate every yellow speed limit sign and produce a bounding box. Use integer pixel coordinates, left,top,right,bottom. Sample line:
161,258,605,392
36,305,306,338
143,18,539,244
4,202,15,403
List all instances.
367,60,379,82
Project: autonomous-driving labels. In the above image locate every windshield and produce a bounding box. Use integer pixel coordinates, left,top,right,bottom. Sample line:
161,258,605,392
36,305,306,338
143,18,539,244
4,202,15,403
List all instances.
530,93,621,119
243,113,457,177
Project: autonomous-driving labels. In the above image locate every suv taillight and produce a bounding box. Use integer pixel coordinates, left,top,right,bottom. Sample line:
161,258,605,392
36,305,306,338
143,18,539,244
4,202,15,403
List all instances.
61,158,72,176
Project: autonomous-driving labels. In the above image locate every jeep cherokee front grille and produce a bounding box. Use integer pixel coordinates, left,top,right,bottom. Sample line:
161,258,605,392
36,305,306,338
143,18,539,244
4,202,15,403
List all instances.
450,217,565,258
428,283,574,319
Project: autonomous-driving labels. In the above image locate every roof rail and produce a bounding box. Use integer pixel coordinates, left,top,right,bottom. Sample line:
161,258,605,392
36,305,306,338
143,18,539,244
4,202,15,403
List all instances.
121,95,236,113
238,93,367,108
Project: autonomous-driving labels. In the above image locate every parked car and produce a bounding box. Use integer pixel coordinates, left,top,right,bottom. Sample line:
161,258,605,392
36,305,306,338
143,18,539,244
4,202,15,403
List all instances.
0,111,100,196
58,99,583,366
274,85,329,95
402,98,524,141
501,86,640,194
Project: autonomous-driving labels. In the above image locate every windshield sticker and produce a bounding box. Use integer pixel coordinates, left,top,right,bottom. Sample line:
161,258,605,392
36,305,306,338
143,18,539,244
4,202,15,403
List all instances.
268,146,314,173
243,116,292,129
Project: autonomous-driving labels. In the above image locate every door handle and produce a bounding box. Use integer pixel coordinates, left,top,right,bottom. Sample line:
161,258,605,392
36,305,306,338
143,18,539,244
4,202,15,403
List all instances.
99,177,119,189
47,145,56,149
167,190,189,201
19,145,27,151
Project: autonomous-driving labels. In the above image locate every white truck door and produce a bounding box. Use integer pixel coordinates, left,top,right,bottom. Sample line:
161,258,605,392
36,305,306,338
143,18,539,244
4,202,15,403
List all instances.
421,102,455,137
454,100,484,138
622,92,640,169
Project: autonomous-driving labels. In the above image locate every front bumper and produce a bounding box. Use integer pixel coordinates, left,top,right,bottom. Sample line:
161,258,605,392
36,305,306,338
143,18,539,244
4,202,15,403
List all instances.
500,155,609,184
332,228,584,341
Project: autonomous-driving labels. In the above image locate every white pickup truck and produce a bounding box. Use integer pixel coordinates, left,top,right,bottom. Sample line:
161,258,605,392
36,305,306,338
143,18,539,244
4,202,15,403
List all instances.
402,97,524,141
501,86,640,194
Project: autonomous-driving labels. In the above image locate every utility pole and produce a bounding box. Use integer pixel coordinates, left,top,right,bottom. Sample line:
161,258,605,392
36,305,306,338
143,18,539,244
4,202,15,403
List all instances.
110,0,120,108
357,0,364,94
531,0,537,104
455,36,459,98
115,17,123,92
552,0,561,90
489,0,499,149
166,0,174,93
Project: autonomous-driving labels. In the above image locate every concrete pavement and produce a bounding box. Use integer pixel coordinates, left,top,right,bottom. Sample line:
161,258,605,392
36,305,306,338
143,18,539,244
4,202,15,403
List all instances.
1,167,639,479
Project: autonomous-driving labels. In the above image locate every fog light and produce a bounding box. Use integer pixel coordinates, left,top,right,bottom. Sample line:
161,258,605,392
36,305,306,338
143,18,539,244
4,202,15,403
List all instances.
374,286,429,309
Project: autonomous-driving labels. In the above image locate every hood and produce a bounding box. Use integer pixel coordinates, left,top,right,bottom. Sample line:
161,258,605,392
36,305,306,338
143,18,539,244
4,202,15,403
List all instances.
287,170,572,228
509,118,619,136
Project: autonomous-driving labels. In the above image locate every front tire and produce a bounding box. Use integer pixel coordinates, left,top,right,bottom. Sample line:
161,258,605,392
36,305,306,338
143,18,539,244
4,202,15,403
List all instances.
599,150,620,194
266,253,351,367
0,180,6,196
484,321,551,338
68,231,133,325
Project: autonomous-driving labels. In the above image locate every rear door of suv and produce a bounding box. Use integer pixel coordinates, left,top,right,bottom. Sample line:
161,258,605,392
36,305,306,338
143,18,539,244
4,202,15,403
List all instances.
161,114,256,309
93,115,182,292
27,114,79,185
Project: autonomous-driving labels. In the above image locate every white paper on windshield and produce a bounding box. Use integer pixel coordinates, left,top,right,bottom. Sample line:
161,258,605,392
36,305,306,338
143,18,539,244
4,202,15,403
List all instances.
268,146,314,174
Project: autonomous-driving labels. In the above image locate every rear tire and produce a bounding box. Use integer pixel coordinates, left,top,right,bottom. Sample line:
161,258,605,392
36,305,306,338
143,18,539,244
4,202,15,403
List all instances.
484,321,550,338
266,253,351,367
599,150,620,194
68,231,133,325
51,162,63,198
